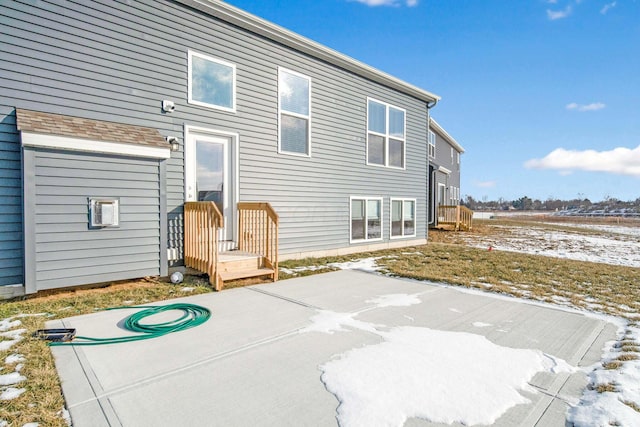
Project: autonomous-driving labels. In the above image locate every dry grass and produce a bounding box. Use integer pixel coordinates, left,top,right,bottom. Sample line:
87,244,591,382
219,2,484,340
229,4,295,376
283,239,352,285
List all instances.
590,383,618,393
624,400,640,413
281,242,640,319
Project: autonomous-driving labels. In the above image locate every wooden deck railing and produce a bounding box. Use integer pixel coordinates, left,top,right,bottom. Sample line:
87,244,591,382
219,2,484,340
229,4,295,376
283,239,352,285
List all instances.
238,202,279,281
184,201,224,289
437,205,473,231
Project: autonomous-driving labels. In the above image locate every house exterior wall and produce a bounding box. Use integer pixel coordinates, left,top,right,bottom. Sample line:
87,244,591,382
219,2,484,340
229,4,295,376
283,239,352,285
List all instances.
0,109,22,287
0,0,431,289
431,129,461,205
22,147,166,292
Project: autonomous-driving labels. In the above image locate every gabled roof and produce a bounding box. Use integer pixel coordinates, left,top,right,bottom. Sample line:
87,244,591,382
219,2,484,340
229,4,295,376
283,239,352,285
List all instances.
177,0,440,104
16,109,171,158
429,118,465,153
16,109,168,149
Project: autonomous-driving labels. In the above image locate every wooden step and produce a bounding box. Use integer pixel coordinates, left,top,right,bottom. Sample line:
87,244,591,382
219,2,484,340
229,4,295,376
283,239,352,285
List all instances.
218,253,263,273
219,268,275,282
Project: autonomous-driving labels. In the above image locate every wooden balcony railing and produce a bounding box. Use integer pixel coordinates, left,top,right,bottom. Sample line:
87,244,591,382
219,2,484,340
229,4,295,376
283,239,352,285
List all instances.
184,201,224,290
437,205,473,231
238,202,279,281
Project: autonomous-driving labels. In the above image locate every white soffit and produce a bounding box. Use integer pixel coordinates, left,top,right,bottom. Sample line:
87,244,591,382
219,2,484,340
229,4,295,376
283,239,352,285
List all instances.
21,132,171,159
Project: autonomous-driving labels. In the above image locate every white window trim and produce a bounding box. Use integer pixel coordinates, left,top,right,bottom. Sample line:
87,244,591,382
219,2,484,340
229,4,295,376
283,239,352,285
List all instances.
390,198,417,239
366,97,406,170
278,67,312,157
188,50,237,113
437,183,446,207
428,130,436,159
350,196,384,244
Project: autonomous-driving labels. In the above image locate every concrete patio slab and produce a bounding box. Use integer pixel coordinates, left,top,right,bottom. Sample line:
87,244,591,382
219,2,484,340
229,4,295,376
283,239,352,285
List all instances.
48,270,617,426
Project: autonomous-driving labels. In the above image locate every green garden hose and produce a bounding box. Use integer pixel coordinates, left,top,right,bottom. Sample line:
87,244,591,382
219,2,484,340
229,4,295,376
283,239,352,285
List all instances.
49,303,211,346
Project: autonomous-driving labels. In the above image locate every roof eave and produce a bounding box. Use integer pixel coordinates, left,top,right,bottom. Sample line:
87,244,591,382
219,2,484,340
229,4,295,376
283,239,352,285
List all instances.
178,0,441,104
429,118,465,153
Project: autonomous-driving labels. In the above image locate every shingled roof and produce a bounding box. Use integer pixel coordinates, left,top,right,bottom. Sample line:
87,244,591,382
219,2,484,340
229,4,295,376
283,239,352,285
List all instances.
16,109,169,149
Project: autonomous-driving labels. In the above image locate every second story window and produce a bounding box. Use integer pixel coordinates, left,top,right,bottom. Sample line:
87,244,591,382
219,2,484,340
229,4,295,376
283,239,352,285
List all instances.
188,50,236,112
279,68,311,156
428,130,436,159
367,98,405,169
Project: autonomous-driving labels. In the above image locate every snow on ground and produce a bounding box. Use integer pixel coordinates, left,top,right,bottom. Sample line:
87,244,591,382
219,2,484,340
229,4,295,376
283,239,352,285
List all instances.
461,225,640,268
567,324,640,426
280,257,384,276
544,222,640,237
301,299,575,426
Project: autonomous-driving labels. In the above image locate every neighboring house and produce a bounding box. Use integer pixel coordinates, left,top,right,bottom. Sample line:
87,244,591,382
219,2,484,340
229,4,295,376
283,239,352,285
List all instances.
0,0,442,295
428,118,465,227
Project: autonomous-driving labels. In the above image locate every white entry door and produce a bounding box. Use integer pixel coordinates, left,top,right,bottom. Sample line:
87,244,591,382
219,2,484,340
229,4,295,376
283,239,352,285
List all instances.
185,130,237,248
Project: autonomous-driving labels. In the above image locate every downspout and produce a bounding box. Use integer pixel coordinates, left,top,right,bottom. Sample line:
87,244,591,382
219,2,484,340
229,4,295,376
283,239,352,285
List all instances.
426,99,438,238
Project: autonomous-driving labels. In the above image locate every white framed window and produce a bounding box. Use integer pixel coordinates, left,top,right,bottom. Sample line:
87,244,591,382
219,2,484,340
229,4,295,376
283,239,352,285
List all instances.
391,198,416,238
428,130,436,159
188,50,236,112
350,197,383,242
279,68,311,156
367,98,405,169
457,152,460,165
451,147,454,163
450,186,460,205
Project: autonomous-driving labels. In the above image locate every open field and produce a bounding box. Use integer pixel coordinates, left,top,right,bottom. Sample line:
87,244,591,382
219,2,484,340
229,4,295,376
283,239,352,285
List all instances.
1,216,639,425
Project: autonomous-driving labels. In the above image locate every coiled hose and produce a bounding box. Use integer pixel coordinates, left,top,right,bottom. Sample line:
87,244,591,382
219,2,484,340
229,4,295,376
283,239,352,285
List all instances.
49,303,211,346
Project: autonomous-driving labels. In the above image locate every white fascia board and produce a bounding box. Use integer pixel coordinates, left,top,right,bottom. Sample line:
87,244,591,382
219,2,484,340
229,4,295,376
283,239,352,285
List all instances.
429,118,465,153
21,132,171,159
183,0,440,104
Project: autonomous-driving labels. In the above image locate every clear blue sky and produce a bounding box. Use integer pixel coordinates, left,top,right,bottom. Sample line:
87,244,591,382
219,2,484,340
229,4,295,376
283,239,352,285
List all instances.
226,0,640,203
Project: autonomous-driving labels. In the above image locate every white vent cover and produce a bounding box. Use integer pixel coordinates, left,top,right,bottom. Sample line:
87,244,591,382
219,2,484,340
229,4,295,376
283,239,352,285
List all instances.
89,198,119,227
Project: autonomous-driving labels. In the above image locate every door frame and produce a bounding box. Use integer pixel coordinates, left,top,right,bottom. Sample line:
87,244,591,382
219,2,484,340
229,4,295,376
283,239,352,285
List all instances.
184,125,240,243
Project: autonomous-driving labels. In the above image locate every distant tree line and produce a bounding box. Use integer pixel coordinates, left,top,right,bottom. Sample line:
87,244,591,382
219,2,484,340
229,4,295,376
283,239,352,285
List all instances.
462,195,640,213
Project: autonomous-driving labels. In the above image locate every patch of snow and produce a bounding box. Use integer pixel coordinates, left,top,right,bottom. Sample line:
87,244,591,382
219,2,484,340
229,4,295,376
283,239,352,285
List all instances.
401,252,423,255
4,354,25,365
328,257,384,273
471,281,493,289
320,326,573,426
0,319,21,332
0,420,7,427
473,322,492,328
366,294,421,308
461,225,640,268
568,325,640,426
58,407,72,426
0,372,26,386
403,315,414,322
299,310,381,335
546,222,640,237
0,387,26,400
180,287,194,293
22,423,39,427
0,329,27,352
449,308,462,313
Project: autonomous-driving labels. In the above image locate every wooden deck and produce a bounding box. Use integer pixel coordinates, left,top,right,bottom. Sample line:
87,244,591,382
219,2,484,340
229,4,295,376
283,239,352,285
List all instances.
184,202,279,290
436,205,473,231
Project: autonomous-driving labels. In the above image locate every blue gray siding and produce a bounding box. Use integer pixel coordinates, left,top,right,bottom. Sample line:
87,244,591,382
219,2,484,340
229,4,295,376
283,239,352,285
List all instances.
1,0,430,288
432,130,461,204
23,148,164,291
0,108,22,286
